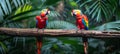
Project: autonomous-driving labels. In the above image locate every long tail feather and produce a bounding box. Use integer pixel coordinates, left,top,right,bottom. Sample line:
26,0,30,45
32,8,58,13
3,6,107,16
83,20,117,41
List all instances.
37,37,42,54
82,37,88,54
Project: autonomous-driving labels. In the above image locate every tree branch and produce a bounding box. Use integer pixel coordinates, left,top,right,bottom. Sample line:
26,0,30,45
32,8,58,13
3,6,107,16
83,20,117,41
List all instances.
0,27,120,38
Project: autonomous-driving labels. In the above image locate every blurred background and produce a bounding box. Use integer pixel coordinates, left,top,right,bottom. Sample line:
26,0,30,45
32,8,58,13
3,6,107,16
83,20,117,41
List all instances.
0,0,120,54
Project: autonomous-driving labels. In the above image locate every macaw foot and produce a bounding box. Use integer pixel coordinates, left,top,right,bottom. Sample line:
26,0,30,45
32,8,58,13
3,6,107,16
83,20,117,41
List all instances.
39,29,44,34
37,29,44,33
37,28,39,32
76,28,80,33
76,29,86,35
80,29,85,34
76,29,79,33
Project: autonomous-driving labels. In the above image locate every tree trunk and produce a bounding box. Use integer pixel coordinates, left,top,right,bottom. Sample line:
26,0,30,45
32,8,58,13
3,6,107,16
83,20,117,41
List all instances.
0,27,120,38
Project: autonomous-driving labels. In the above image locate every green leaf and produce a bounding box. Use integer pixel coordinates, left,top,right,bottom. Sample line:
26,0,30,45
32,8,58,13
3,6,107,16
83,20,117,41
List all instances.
101,2,111,20
0,42,8,53
80,0,92,7
91,7,99,19
7,9,39,20
10,15,36,23
89,2,99,15
6,0,12,13
89,1,98,10
95,20,120,31
0,0,9,15
47,21,77,29
0,0,26,22
42,38,75,54
96,8,101,22
14,4,32,15
70,1,78,8
101,5,108,20
119,0,120,6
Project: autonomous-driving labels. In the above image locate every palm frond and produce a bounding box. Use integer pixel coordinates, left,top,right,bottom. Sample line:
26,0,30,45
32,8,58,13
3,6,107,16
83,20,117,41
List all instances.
10,4,33,22
0,0,30,27
77,0,119,23
47,20,77,29
95,20,120,31
0,42,7,54
0,0,27,18
42,38,75,54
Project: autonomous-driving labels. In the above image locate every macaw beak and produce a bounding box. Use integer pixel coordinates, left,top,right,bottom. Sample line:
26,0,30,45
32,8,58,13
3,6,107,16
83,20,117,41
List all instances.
45,9,50,15
71,10,76,16
47,8,50,14
48,10,50,14
71,12,73,16
71,10,74,16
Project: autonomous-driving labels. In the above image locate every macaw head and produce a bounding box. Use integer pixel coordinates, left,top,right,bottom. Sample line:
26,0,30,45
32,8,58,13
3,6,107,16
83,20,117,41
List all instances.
40,8,50,17
71,9,82,16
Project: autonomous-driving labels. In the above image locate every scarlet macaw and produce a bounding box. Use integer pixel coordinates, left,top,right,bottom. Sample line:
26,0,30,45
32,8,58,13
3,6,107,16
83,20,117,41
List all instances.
71,9,89,54
36,8,50,54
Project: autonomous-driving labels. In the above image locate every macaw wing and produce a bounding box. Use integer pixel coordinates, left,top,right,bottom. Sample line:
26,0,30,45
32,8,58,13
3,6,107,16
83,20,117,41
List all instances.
36,20,38,28
36,16,40,28
82,15,89,30
46,20,48,28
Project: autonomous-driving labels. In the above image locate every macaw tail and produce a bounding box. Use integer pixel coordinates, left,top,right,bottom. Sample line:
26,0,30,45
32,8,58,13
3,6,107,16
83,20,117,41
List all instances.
82,37,88,54
36,37,42,54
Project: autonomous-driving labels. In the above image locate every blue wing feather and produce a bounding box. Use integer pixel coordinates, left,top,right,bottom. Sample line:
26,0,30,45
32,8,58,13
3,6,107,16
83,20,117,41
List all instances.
82,18,88,30
36,20,38,28
46,20,48,28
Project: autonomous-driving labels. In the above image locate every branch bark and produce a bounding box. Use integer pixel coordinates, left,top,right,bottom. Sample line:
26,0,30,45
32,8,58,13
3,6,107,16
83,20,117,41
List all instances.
0,27,120,38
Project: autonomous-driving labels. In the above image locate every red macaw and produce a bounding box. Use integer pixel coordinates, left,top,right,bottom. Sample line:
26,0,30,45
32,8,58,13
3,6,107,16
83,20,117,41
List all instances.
71,9,89,54
36,8,50,54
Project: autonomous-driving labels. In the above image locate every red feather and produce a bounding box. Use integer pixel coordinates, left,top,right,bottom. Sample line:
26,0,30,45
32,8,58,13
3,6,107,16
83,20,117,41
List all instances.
36,14,48,54
76,14,88,54
36,16,48,29
76,14,85,29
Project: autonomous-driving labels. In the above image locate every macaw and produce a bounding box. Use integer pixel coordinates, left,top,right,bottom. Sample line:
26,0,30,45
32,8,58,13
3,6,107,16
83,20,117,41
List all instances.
36,8,50,54
71,9,89,54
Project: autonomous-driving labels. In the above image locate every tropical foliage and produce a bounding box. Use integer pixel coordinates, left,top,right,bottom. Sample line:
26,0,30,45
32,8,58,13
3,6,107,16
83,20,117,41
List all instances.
0,0,120,54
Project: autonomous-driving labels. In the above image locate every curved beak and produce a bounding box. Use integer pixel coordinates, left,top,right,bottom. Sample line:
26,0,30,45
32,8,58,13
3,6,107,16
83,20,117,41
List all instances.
48,10,50,14
71,12,73,16
45,9,50,15
71,10,74,16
